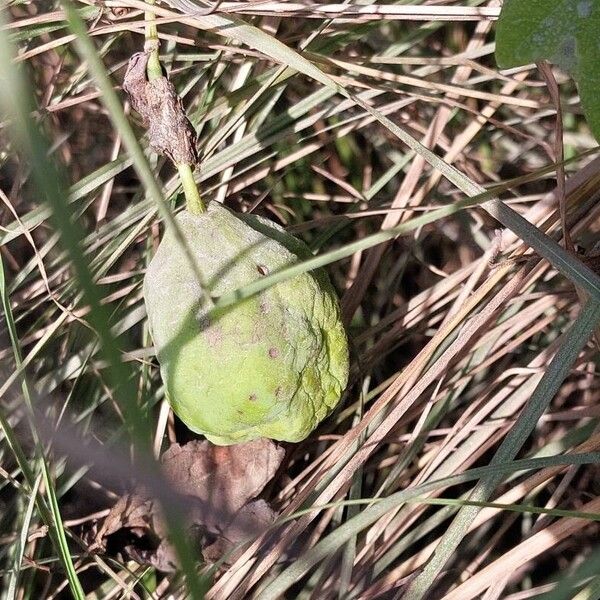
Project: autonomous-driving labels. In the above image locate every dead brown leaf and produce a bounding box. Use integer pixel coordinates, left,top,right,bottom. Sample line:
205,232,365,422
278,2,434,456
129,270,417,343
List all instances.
122,51,198,166
202,499,278,565
161,438,283,530
92,438,284,570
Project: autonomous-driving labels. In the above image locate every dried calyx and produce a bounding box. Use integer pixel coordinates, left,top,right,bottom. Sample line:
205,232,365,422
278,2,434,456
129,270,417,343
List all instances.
122,51,198,167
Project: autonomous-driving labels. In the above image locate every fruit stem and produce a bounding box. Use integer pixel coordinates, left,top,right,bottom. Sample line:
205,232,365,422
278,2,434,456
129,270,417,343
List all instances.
177,163,206,214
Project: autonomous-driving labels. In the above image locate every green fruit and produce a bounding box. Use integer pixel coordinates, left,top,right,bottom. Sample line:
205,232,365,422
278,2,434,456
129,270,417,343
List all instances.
144,202,349,445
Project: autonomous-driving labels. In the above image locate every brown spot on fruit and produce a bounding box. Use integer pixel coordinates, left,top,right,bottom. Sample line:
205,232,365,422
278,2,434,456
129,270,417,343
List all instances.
249,394,257,402
268,347,279,358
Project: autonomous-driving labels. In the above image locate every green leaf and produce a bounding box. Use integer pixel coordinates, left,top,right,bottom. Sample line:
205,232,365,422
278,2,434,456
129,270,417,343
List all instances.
496,0,600,140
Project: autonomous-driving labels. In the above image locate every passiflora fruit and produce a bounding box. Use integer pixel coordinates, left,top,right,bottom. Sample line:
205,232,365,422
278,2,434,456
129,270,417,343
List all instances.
144,202,349,445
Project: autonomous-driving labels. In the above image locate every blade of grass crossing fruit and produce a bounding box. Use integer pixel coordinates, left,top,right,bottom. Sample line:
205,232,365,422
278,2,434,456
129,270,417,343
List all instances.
142,1,600,303
56,2,220,593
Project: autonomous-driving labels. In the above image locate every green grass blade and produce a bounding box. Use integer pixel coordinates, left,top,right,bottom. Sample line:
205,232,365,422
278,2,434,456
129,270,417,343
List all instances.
1,12,208,598
403,298,600,600
0,252,85,598
5,474,41,600
259,451,600,599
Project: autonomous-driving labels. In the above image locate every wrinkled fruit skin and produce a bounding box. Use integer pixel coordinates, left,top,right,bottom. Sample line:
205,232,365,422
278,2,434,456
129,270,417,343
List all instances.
144,202,349,445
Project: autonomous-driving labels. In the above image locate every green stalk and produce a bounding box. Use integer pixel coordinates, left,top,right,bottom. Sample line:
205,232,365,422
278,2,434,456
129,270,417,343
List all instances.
144,0,162,82
177,162,205,214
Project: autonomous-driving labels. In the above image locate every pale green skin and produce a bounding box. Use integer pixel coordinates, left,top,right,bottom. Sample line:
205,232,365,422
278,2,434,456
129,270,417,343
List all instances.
143,202,349,445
